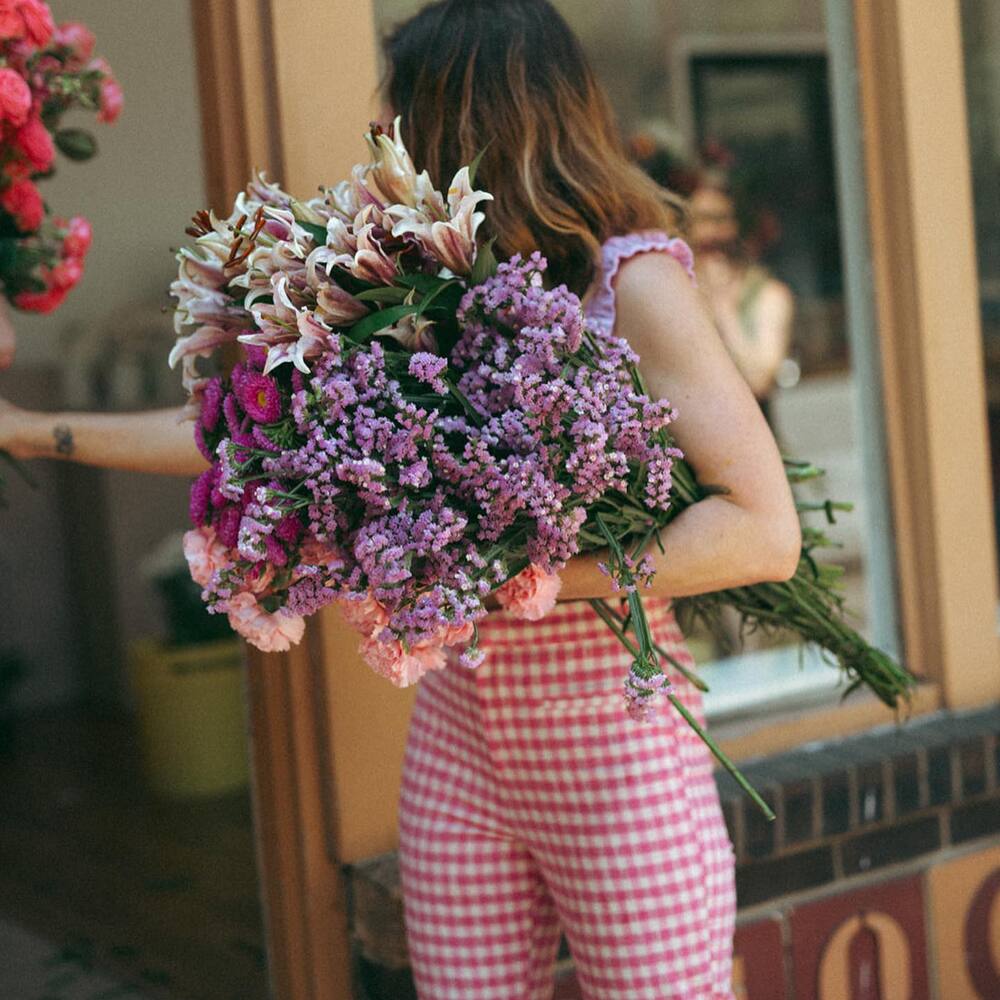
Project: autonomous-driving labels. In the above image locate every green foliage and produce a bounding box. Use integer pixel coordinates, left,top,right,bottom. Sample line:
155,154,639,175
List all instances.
54,128,98,162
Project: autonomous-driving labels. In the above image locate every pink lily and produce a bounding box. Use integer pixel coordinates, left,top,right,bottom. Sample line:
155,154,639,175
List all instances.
388,166,492,275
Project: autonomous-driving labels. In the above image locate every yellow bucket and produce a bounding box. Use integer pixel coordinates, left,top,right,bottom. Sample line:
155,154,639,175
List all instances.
127,638,250,800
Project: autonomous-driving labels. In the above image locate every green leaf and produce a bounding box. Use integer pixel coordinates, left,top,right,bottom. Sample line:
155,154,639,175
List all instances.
298,221,327,244
395,273,445,294
346,303,419,342
416,278,460,315
470,237,498,286
356,286,411,304
466,139,494,187
0,237,17,275
54,128,97,162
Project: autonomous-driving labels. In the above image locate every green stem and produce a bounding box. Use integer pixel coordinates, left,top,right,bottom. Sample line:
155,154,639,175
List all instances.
667,692,775,820
590,599,709,692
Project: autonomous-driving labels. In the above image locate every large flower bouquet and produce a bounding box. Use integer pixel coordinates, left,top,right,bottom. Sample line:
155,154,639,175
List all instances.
0,2,121,314
170,121,915,813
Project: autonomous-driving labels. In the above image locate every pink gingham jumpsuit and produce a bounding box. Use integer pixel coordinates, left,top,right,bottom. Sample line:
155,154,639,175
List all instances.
398,232,738,1000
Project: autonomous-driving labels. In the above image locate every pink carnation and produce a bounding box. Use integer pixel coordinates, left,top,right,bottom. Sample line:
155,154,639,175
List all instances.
0,178,43,232
359,636,446,688
338,593,389,636
245,561,276,596
182,525,231,588
0,67,31,127
298,536,344,572
226,592,305,652
440,621,474,646
494,564,562,621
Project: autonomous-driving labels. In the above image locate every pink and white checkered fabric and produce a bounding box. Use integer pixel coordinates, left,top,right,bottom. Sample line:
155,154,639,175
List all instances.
398,596,737,1000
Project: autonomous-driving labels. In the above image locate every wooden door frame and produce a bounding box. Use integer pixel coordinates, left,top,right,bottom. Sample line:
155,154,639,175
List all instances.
852,0,1000,706
190,3,393,997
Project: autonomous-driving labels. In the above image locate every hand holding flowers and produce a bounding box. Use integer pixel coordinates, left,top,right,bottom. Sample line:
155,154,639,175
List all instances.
169,119,916,815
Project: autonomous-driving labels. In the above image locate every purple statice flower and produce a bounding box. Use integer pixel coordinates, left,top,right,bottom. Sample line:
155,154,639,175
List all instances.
237,372,283,423
215,439,247,502
645,446,684,511
284,574,339,616
408,351,449,394
624,666,671,722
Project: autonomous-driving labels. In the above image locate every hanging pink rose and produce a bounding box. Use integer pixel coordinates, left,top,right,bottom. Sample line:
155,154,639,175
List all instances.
18,0,53,47
62,215,92,258
13,284,66,313
97,75,123,124
0,178,43,232
48,256,83,291
0,0,51,45
53,20,94,60
13,116,55,172
494,564,563,621
0,67,31,127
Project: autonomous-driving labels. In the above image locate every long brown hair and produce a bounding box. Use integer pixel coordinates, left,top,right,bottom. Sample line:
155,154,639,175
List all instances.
381,0,684,295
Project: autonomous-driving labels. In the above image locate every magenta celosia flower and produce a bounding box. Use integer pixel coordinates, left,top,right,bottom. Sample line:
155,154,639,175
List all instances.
237,372,282,423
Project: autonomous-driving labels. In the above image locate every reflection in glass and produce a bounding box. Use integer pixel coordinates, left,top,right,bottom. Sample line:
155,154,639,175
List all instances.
961,0,1000,561
371,0,892,719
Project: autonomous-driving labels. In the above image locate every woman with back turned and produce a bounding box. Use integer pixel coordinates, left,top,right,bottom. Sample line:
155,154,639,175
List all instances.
0,2,800,996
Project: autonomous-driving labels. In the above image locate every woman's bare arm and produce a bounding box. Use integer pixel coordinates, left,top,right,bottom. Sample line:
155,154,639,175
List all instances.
559,252,801,601
0,397,208,477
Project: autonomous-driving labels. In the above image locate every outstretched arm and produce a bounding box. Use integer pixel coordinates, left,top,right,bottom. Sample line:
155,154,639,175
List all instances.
0,301,16,371
0,397,208,477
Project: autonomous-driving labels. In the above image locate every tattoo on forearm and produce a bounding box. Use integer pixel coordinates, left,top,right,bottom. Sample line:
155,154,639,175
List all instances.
52,423,75,457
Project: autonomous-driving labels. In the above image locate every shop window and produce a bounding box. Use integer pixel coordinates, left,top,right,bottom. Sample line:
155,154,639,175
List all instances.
371,0,899,720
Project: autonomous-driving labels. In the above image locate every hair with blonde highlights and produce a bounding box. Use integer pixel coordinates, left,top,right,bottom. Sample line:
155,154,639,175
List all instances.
381,0,685,295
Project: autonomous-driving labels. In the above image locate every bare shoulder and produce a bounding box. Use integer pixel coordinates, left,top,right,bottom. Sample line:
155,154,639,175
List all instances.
612,246,697,307
610,247,714,361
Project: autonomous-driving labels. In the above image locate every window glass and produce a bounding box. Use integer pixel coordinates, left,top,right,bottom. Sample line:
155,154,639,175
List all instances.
960,0,1000,565
372,0,896,720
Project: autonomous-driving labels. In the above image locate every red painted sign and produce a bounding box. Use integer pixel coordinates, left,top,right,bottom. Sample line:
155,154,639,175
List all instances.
790,875,929,1000
733,916,788,999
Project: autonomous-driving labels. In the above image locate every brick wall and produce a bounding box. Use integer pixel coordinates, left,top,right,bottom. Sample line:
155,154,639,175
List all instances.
347,705,1000,999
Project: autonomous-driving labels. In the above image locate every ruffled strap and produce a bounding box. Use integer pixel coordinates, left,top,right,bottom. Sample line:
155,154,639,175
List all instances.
585,230,696,332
